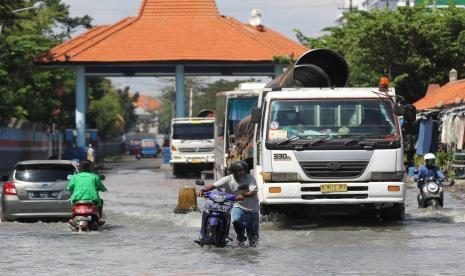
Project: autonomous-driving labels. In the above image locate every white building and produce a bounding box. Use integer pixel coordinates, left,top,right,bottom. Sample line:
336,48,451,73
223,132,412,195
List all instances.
336,0,412,25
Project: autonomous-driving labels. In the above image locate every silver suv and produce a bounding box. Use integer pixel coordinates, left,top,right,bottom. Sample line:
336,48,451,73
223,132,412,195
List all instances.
1,160,78,221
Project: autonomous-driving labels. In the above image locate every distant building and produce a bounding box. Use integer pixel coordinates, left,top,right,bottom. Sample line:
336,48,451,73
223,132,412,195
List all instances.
336,0,402,25
336,0,465,25
131,94,161,134
409,0,465,8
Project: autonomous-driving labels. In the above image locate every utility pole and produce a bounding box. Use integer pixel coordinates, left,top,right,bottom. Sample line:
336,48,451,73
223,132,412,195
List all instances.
189,88,193,118
349,0,353,11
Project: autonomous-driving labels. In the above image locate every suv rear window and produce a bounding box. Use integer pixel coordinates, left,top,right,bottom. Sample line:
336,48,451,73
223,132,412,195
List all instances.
14,164,77,182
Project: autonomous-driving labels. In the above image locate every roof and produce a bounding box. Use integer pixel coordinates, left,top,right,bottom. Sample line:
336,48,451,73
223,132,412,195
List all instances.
133,94,161,111
38,0,308,64
414,79,465,110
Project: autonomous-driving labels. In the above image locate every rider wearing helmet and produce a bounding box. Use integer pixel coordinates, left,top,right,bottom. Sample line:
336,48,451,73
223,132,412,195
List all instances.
198,160,259,247
414,153,445,189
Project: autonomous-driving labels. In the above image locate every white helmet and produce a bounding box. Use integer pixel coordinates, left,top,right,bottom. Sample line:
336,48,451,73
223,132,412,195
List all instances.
424,153,435,160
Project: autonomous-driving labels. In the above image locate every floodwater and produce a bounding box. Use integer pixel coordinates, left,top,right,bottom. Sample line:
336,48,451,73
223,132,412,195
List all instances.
2,156,465,275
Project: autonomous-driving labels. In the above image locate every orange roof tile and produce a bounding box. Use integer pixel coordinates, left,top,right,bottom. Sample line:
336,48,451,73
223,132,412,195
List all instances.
132,94,161,111
414,79,465,110
38,0,308,63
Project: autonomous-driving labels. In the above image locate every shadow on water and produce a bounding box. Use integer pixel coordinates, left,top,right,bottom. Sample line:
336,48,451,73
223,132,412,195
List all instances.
261,208,465,231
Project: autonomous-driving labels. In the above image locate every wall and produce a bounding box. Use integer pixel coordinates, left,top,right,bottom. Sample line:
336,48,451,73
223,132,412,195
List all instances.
0,127,50,173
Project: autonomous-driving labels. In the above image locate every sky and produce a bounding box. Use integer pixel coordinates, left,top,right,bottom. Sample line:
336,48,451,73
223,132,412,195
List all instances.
61,0,342,97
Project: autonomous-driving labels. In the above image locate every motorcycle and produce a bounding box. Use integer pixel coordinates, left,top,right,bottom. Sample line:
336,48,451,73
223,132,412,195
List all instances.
417,176,444,209
69,201,103,232
69,175,106,232
194,179,248,247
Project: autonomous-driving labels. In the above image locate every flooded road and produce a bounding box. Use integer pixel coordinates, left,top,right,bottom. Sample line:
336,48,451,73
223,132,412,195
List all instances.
2,156,465,275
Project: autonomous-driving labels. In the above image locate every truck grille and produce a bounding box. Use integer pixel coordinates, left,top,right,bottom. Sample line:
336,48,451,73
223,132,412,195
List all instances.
178,147,213,153
299,161,369,178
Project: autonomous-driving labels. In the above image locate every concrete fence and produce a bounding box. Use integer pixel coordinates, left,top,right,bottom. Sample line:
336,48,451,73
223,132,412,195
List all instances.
0,127,50,173
0,126,124,173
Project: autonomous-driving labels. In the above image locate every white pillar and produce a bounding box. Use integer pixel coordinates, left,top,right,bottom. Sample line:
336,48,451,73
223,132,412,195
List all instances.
75,66,86,147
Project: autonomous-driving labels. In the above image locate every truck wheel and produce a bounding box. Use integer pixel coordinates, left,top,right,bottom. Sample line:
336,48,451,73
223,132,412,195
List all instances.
382,203,405,221
172,164,184,177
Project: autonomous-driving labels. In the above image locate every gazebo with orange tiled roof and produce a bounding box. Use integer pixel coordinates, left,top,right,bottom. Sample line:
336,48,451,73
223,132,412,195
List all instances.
37,0,308,147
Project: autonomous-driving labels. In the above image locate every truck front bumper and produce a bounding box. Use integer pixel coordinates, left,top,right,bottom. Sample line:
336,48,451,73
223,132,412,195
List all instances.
261,182,405,205
170,154,214,164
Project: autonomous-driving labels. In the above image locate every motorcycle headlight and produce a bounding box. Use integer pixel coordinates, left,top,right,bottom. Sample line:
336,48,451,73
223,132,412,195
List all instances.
212,194,227,203
426,182,439,194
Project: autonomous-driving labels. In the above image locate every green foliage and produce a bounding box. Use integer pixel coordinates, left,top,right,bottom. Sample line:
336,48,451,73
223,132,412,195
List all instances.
272,55,294,65
87,78,139,140
295,5,465,103
436,151,453,170
0,1,135,140
0,0,92,122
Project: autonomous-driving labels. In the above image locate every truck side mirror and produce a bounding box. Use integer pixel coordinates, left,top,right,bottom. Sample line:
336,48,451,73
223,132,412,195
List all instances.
403,104,417,122
251,107,262,124
393,103,405,116
219,123,225,137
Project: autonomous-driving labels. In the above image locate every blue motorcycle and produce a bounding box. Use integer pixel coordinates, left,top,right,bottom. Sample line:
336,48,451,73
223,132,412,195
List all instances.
195,179,247,247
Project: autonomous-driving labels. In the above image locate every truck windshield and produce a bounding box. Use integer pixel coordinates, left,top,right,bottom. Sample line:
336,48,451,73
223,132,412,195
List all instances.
173,123,214,140
267,99,398,143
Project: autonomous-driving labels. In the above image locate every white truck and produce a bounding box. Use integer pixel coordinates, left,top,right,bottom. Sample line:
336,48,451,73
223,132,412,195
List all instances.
214,49,411,220
170,117,215,177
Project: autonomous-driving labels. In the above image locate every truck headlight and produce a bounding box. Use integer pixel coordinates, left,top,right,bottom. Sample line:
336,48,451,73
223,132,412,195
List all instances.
371,171,404,181
261,172,297,182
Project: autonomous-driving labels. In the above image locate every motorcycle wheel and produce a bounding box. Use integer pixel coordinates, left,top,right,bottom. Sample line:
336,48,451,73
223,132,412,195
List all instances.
206,225,218,245
428,199,441,209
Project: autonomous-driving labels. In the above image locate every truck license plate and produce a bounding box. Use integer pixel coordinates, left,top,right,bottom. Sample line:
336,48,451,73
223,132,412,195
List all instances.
320,184,347,193
191,159,201,164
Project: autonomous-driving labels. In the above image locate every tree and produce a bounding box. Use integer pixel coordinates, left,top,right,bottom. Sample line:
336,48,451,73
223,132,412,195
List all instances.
0,0,92,121
295,4,465,103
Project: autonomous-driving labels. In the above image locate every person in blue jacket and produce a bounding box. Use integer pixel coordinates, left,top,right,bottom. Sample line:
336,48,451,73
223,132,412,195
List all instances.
414,153,445,189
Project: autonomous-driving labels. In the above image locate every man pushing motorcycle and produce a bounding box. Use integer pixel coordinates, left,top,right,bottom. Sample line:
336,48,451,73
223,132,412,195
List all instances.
198,160,259,247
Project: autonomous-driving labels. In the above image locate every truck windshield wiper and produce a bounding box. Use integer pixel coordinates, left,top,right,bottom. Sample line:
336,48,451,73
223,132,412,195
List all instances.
309,136,333,146
278,136,301,146
344,135,367,146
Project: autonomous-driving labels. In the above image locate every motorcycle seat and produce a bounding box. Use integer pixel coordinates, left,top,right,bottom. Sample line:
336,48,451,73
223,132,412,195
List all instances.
74,200,95,205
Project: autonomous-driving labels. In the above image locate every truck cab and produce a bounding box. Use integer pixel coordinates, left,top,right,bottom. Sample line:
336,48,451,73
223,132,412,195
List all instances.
253,87,406,219
170,117,215,177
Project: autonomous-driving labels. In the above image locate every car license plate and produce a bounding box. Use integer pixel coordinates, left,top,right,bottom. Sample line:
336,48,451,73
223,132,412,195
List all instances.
320,184,347,193
191,159,202,164
206,204,228,212
30,191,58,199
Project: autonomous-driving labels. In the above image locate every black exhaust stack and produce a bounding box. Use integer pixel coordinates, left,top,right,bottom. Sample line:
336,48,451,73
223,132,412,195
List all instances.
266,49,349,90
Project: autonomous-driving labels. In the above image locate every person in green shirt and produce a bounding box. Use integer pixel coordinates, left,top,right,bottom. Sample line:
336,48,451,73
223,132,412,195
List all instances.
67,161,108,217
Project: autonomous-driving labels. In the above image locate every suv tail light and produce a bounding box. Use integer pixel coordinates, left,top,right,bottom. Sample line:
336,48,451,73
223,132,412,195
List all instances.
3,182,17,195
